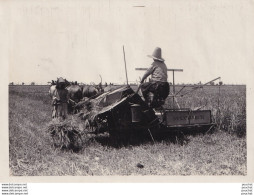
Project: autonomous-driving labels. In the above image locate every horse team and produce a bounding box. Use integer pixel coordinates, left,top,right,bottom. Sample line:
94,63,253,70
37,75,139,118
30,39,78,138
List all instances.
49,79,105,119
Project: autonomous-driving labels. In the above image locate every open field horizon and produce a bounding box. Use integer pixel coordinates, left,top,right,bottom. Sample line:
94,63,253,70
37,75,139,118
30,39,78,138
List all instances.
8,83,247,86
9,85,246,176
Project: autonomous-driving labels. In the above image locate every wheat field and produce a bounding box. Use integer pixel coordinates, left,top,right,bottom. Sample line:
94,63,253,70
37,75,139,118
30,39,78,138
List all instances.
9,85,246,176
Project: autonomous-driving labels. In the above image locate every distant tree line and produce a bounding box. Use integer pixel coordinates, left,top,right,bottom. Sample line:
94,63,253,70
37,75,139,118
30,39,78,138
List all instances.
9,81,226,86
9,82,36,85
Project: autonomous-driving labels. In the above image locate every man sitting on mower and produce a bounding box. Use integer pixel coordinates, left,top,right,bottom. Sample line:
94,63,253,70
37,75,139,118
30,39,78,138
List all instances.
140,47,169,108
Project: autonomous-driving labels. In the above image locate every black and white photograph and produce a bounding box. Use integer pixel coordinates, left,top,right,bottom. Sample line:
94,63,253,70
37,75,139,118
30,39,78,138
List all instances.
1,0,254,181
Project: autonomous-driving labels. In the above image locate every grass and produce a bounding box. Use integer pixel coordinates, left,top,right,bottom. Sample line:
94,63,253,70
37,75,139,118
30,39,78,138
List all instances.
166,85,246,136
9,85,246,176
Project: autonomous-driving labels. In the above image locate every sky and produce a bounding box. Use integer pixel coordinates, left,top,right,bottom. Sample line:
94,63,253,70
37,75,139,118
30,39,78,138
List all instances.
7,0,254,85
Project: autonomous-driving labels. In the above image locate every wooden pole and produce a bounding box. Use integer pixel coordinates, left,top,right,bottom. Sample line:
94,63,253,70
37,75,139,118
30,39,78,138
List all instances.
192,77,221,89
123,46,129,86
181,77,221,97
172,70,175,109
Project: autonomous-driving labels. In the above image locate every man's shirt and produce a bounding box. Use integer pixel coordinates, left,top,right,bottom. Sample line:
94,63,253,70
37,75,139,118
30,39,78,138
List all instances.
53,88,69,103
143,60,168,82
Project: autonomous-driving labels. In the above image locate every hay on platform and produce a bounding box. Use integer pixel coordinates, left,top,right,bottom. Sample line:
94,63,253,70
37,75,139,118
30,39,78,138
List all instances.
77,92,108,123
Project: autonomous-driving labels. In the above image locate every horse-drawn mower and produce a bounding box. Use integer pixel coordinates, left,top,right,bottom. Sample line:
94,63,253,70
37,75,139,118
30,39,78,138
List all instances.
77,84,215,138
48,46,219,147
48,68,218,149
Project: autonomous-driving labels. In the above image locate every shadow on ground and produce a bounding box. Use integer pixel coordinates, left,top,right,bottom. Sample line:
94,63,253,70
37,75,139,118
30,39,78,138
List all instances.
91,131,193,148
56,126,217,152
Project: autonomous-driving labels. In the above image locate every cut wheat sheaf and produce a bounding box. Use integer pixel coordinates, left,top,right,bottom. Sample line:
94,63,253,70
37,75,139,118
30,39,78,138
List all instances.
47,93,108,149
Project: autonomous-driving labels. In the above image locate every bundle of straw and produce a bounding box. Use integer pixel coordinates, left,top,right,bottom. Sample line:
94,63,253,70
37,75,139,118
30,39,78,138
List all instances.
47,117,84,149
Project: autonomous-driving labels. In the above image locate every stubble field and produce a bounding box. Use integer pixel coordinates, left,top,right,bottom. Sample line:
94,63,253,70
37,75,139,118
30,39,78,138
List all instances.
9,85,246,176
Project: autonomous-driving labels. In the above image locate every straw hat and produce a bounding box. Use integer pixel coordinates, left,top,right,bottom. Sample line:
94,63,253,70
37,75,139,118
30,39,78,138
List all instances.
147,47,164,62
57,77,65,83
